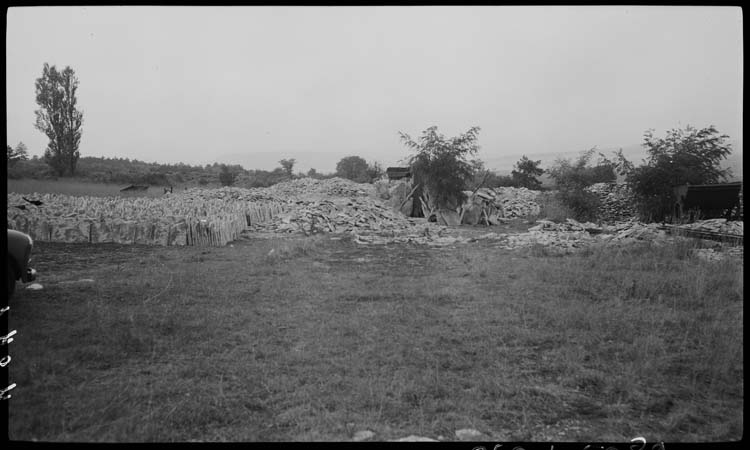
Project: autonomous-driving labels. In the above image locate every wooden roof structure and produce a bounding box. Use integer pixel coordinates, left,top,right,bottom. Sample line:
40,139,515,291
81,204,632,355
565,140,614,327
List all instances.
673,182,742,220
386,167,411,180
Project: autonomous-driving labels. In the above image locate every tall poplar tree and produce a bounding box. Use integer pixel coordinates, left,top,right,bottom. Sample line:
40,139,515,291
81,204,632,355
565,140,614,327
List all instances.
34,63,84,176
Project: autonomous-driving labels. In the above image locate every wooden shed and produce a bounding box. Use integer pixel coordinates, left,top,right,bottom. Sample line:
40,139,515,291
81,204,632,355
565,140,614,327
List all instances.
673,182,742,221
386,167,412,181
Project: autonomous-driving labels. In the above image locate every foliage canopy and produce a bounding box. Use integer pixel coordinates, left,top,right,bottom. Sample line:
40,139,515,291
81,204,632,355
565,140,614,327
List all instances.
547,148,617,221
399,126,481,211
624,125,732,221
511,155,544,189
34,63,84,176
335,156,370,183
7,142,29,167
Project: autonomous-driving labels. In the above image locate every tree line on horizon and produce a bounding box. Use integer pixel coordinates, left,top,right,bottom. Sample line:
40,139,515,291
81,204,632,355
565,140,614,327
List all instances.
7,62,740,222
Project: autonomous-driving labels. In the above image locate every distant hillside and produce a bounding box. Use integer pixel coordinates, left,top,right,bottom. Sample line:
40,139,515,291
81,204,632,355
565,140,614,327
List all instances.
485,140,742,182
213,151,346,175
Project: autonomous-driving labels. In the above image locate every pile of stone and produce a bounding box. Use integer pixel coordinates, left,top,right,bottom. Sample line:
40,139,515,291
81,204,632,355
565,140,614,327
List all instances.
601,220,668,243
528,218,603,233
458,188,503,226
491,186,541,218
247,196,438,237
498,228,599,251
262,177,374,198
183,186,286,203
354,228,471,247
585,182,638,222
505,218,670,250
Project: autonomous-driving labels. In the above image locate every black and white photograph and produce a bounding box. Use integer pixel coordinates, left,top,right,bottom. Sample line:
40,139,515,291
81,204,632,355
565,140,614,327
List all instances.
4,5,743,443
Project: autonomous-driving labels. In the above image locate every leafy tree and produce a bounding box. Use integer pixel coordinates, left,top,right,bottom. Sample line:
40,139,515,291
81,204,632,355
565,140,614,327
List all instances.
624,125,732,221
34,63,84,176
366,160,384,182
547,148,617,221
399,126,481,215
307,167,318,178
279,158,296,178
511,155,544,189
219,164,238,186
7,142,29,167
548,148,617,189
335,155,370,182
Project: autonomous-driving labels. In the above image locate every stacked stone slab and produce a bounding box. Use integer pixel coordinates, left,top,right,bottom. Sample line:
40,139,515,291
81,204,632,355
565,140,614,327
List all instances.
7,191,285,246
585,182,638,223
491,187,542,218
257,176,374,198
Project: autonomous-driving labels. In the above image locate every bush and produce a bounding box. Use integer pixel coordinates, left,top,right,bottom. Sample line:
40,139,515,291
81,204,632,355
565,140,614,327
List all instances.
400,126,481,215
547,149,616,221
624,125,732,222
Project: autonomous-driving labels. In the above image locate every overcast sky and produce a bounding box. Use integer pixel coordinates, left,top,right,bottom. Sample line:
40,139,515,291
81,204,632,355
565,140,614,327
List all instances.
6,6,743,173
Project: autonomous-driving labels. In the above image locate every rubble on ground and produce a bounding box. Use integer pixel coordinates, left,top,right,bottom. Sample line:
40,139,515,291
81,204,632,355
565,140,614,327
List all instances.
585,182,638,222
261,177,374,198
246,196,430,236
601,220,669,242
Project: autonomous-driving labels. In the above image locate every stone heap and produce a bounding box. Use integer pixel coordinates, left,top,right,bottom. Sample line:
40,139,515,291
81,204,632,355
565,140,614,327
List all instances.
183,186,285,203
261,177,374,198
601,220,669,243
491,186,541,218
506,218,671,251
585,182,638,223
499,229,599,251
528,218,603,233
247,196,439,236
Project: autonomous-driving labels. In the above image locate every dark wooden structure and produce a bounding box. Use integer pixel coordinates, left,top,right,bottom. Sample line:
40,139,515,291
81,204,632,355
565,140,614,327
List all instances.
673,182,742,221
386,167,411,181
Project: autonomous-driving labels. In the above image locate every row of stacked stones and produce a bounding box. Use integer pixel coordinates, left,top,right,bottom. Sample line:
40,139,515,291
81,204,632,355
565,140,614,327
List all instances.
7,191,286,246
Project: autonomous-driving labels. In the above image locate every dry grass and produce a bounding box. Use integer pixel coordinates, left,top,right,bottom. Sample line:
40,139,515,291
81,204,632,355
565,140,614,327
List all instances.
7,235,743,442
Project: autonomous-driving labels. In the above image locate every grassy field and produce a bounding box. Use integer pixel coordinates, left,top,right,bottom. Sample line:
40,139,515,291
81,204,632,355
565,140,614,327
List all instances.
7,179,187,198
7,233,743,442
